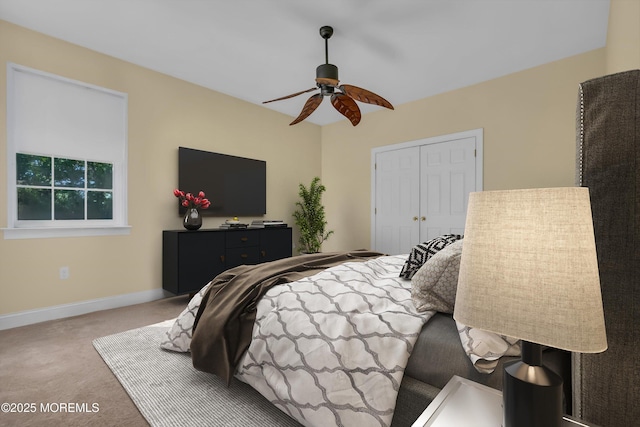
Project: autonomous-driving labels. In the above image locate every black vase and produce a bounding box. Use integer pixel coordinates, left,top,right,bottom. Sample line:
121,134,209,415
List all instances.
183,208,202,231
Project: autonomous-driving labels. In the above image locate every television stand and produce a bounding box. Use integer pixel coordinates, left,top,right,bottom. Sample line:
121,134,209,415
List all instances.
162,227,292,295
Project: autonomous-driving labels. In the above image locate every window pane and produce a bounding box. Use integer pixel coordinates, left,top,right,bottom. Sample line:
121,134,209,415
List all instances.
16,153,51,186
88,161,113,189
88,191,113,219
54,158,85,188
17,188,52,220
54,190,85,220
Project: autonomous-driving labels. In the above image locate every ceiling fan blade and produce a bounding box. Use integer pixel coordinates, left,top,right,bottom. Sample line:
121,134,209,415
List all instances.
331,93,361,126
339,84,394,110
263,87,318,104
289,94,323,125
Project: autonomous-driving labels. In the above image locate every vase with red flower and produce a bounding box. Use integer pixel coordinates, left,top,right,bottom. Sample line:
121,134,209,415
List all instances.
173,189,211,231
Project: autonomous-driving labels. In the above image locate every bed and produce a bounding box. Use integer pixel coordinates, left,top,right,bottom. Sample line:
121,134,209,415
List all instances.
160,237,571,427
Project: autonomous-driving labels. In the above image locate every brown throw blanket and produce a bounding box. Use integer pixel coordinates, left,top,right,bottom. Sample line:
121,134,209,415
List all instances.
190,250,384,384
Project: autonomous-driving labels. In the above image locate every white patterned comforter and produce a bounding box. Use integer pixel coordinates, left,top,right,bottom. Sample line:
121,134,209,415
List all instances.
234,255,433,427
161,253,518,426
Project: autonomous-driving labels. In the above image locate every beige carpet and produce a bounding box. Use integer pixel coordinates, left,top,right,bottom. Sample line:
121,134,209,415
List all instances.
0,296,188,427
93,322,300,427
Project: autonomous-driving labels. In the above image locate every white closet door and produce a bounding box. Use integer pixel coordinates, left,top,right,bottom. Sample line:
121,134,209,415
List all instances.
372,130,481,255
374,146,420,255
419,137,476,240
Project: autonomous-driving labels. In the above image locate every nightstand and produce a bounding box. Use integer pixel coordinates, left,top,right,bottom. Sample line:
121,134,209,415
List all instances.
411,376,599,427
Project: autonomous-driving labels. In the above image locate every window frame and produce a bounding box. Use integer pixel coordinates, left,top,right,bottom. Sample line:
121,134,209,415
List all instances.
4,63,130,240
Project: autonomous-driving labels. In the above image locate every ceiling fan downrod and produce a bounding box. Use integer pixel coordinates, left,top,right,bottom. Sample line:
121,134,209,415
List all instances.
320,25,333,64
316,26,338,86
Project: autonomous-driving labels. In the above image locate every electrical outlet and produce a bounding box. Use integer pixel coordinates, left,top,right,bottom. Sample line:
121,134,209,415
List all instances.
59,266,70,280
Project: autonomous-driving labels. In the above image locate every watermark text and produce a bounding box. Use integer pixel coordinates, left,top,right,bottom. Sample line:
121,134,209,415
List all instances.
2,402,100,413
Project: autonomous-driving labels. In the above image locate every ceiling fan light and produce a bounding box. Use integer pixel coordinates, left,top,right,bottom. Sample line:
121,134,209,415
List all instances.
319,85,335,96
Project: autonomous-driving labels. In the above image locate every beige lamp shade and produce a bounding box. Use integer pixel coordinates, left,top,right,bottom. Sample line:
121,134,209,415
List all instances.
453,187,607,353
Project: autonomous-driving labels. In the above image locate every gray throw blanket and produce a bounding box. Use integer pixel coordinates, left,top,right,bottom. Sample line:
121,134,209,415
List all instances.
190,250,384,384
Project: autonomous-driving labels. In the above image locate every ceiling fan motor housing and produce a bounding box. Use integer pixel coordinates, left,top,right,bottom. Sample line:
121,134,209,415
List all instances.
316,63,339,86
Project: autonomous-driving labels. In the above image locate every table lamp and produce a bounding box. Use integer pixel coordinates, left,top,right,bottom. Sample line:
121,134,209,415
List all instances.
453,187,607,427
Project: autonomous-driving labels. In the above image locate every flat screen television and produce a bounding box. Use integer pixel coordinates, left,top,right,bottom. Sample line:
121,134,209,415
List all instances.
178,147,266,217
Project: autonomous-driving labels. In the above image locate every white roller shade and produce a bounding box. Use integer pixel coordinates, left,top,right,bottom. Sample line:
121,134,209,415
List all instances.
10,64,126,162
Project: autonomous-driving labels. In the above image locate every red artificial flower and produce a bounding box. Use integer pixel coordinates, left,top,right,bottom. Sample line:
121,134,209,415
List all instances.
174,188,210,209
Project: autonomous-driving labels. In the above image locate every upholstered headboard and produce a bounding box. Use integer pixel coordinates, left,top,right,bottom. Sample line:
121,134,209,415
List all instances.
574,70,639,427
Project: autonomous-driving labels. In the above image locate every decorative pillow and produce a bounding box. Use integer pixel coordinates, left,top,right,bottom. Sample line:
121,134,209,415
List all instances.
399,234,462,280
411,239,464,313
160,281,211,352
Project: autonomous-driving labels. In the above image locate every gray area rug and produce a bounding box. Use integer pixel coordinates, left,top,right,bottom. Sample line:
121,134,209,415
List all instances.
93,322,301,427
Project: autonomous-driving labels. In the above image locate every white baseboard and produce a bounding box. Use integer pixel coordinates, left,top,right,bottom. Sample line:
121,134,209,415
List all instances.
0,289,169,331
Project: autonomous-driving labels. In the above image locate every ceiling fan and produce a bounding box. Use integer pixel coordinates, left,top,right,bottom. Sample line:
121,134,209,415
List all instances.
263,26,394,126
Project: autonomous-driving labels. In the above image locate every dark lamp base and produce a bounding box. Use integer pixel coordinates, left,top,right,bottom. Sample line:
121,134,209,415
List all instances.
503,341,563,427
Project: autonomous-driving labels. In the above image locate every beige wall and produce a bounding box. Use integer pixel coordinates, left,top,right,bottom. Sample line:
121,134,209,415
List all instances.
320,0,640,253
606,0,640,74
2,0,639,317
320,50,606,252
0,21,321,315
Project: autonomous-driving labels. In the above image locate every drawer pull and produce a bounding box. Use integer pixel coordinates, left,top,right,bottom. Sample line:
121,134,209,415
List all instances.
240,237,248,242
261,250,266,258
241,254,248,259
220,255,225,263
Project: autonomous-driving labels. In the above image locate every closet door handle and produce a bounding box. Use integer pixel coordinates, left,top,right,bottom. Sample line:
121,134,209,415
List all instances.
413,216,418,221
421,216,426,221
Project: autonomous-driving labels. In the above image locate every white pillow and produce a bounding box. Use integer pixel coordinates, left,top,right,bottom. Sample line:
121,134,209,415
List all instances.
410,239,464,313
456,321,521,374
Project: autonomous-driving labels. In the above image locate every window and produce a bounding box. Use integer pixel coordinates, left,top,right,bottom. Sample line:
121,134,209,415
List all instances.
4,63,129,239
17,154,113,221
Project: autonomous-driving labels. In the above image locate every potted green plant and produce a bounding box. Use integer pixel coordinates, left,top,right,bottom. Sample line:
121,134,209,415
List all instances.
293,177,334,253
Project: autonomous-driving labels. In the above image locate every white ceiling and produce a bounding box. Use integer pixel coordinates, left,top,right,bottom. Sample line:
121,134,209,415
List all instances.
0,0,610,126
